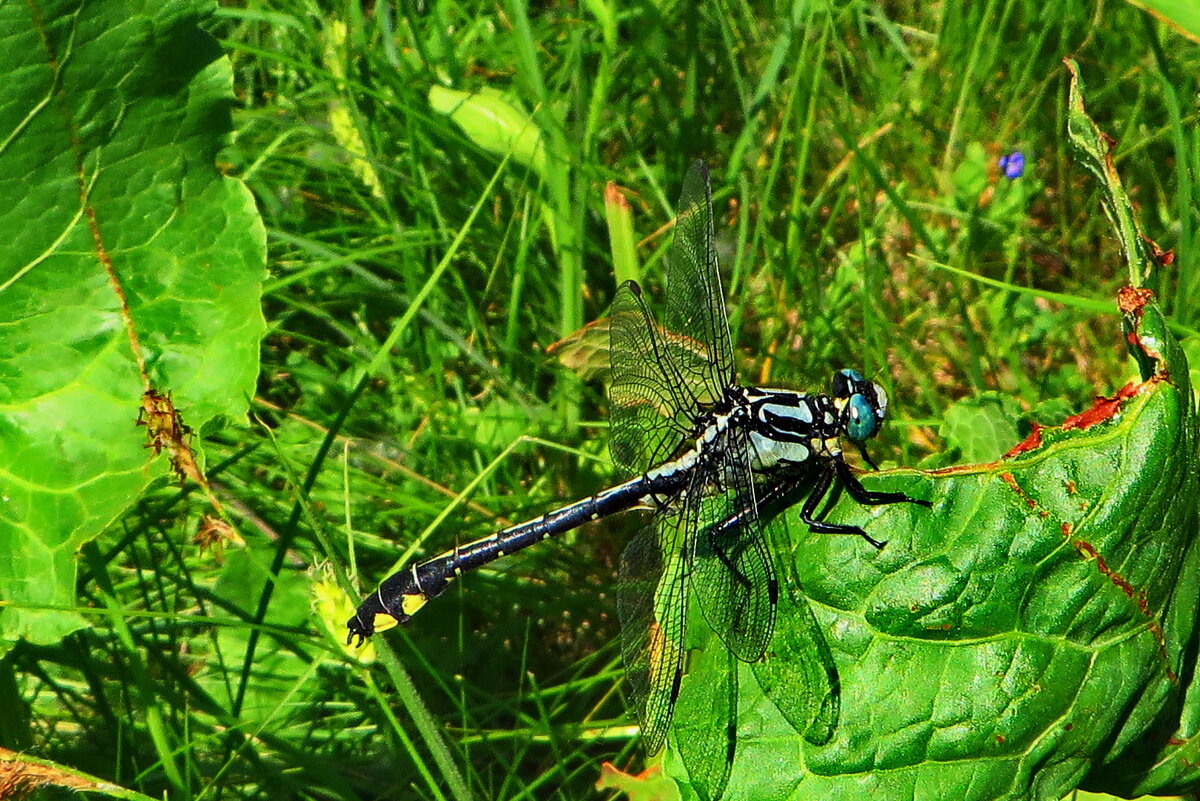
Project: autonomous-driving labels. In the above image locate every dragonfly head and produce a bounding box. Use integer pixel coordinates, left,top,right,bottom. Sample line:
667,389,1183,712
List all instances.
832,369,888,443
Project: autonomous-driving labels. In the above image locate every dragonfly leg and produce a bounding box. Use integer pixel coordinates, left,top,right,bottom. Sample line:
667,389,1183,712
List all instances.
799,465,887,549
851,441,879,471
834,457,931,508
701,522,766,640
707,530,756,592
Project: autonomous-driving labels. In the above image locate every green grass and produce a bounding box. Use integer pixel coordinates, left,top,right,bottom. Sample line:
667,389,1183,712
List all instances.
7,1,1200,800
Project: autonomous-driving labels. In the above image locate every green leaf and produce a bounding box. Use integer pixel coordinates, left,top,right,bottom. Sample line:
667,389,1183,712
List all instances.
672,611,735,801
939,392,1024,463
323,20,385,199
0,1,266,645
1123,0,1200,43
1064,58,1165,292
950,141,989,208
606,180,641,286
201,546,315,723
428,85,548,178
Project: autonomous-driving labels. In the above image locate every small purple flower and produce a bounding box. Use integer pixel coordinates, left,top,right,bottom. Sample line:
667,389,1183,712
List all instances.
998,151,1025,179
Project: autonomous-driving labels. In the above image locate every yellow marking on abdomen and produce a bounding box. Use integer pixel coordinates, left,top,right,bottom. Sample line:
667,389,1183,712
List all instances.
372,612,401,633
401,593,429,618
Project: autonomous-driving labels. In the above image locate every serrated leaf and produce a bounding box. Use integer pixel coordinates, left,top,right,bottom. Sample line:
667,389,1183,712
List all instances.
313,568,377,664
0,1,265,645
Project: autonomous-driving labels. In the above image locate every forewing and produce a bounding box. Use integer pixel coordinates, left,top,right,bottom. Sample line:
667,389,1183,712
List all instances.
689,426,777,662
609,280,696,476
663,161,736,403
616,513,689,757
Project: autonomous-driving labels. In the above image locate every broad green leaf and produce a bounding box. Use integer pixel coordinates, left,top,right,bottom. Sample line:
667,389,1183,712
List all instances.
201,546,315,723
0,1,266,645
748,591,837,744
672,609,735,801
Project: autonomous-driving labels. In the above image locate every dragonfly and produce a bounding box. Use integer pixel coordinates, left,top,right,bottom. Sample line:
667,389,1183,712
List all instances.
348,160,929,798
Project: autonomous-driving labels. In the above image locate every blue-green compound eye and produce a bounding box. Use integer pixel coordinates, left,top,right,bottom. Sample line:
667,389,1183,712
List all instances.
845,393,879,441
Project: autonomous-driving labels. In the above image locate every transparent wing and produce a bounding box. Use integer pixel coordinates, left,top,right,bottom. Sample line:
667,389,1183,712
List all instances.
750,586,839,746
611,161,763,768
608,280,698,476
663,160,736,404
688,426,776,663
750,479,840,745
617,512,689,758
608,161,737,477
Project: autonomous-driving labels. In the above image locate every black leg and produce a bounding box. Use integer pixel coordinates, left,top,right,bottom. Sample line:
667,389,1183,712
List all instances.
853,441,879,471
707,526,754,593
799,465,887,548
834,458,932,508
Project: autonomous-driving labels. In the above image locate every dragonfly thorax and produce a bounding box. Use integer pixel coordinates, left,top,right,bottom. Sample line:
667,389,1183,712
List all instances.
733,370,890,473
735,386,842,470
